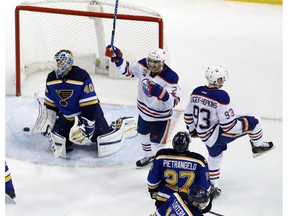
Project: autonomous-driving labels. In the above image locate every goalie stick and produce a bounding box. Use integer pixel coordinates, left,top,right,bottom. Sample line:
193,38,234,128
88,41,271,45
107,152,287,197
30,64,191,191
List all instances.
208,210,224,216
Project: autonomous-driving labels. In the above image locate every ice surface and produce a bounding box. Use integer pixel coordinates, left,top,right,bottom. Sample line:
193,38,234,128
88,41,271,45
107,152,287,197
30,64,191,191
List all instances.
4,0,283,215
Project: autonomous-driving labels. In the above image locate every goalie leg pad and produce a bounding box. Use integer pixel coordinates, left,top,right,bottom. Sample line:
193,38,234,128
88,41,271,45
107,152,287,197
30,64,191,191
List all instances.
47,127,67,158
121,116,138,138
97,128,124,157
32,104,56,134
110,116,137,138
97,116,137,157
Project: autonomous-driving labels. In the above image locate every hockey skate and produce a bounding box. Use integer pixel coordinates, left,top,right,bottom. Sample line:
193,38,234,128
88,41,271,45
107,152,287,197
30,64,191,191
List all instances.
136,156,155,168
5,190,16,204
250,141,274,158
211,187,221,199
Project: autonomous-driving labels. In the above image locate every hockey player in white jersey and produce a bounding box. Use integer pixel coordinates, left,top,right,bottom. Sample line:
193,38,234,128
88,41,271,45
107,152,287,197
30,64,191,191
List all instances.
184,66,274,198
106,45,181,167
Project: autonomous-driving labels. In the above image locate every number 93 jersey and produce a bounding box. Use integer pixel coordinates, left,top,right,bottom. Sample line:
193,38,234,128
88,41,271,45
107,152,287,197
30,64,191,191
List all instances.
184,86,243,147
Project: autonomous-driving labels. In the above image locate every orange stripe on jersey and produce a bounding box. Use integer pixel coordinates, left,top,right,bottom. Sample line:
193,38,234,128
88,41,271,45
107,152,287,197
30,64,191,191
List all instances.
222,132,241,137
250,132,263,139
137,103,161,116
221,120,237,132
199,132,211,139
160,119,171,144
210,172,220,177
184,116,193,121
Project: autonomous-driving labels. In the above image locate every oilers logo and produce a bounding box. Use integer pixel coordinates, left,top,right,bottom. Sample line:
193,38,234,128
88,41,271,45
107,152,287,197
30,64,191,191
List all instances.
142,78,153,97
56,89,74,107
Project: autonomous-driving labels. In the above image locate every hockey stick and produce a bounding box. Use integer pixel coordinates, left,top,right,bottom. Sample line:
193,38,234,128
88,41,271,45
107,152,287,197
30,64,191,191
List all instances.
208,210,224,216
110,0,119,47
34,92,41,106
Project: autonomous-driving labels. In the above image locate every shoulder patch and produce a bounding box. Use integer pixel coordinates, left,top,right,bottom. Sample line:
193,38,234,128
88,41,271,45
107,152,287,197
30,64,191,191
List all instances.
158,65,179,84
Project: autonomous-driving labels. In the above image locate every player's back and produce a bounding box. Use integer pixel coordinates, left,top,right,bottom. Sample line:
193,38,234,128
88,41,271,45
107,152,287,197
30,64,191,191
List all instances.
148,148,211,193
156,192,203,216
189,86,231,144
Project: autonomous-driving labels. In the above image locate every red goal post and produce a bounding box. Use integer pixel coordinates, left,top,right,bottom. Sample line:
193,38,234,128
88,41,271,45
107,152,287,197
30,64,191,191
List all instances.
15,0,164,96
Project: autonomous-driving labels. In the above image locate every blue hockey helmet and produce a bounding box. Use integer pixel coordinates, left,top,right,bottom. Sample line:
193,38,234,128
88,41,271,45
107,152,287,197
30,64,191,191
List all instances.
188,185,210,210
54,49,74,78
172,131,190,153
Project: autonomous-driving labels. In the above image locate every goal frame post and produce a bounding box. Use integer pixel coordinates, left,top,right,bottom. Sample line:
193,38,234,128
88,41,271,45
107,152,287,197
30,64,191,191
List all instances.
15,5,164,96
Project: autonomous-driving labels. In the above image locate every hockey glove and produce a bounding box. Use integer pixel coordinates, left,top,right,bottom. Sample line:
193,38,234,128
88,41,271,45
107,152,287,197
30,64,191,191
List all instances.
69,116,95,145
150,192,158,200
148,187,158,200
148,81,169,102
240,116,259,132
201,194,213,213
188,129,198,138
105,45,123,66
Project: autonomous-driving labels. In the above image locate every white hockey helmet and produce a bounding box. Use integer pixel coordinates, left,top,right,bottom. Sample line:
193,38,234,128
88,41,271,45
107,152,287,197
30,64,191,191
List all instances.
205,66,229,86
54,49,74,78
147,48,166,73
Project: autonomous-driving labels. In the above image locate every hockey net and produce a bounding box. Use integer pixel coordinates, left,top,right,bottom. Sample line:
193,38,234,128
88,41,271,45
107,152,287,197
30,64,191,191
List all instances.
15,0,165,96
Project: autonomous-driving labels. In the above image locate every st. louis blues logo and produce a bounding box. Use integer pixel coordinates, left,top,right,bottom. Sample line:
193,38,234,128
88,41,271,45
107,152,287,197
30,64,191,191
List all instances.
56,90,74,107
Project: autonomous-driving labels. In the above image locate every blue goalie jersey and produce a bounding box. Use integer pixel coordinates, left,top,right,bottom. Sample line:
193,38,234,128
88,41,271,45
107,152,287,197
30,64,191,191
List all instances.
44,66,99,121
147,148,212,203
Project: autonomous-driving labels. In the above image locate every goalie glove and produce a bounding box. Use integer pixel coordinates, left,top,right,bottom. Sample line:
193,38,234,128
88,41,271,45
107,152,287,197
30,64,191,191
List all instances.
105,45,123,66
69,116,95,145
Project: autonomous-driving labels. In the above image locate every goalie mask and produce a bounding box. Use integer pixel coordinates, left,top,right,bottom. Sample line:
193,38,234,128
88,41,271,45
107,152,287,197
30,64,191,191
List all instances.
147,48,165,73
205,66,229,88
172,131,191,153
54,49,74,78
188,185,210,210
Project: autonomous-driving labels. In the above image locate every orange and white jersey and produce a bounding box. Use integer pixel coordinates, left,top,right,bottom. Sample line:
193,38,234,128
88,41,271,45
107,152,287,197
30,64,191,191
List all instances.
117,58,181,122
184,86,244,147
